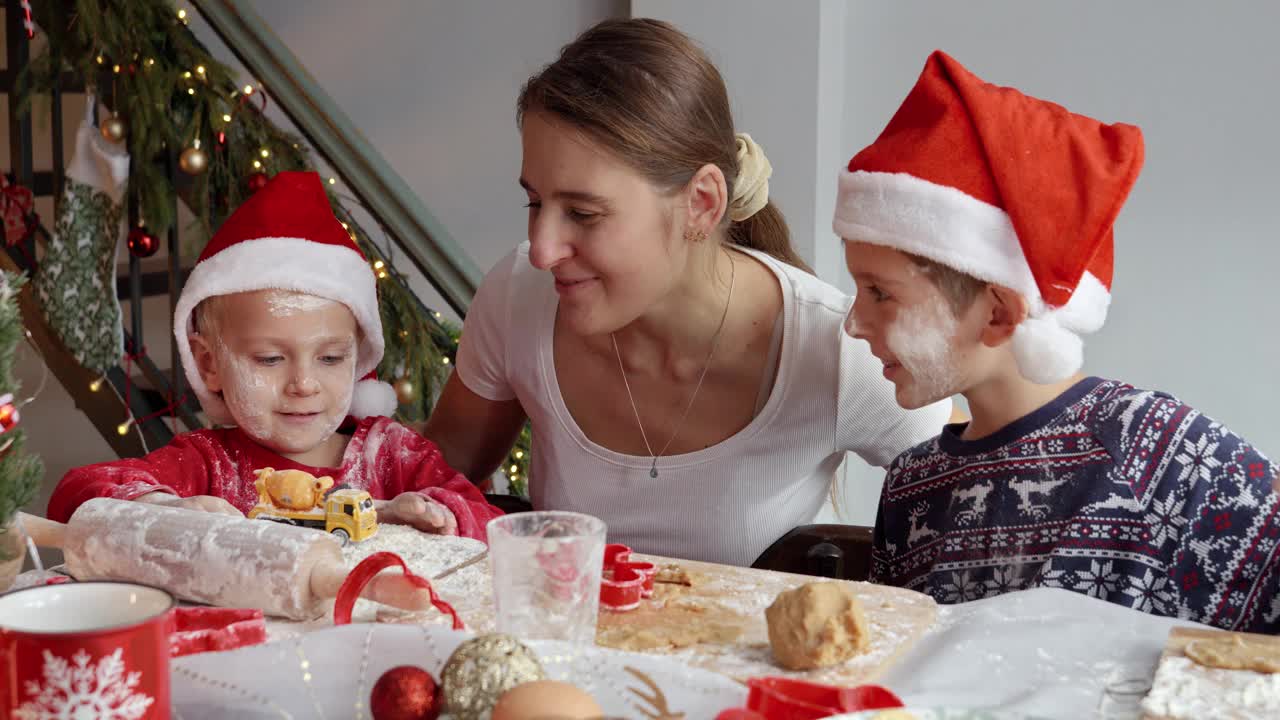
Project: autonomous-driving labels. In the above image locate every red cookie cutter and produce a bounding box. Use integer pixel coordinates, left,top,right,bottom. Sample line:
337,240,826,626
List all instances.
169,607,267,658
599,543,656,612
333,551,465,630
716,677,903,720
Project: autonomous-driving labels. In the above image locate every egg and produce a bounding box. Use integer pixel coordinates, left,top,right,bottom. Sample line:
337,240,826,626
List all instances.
489,679,602,720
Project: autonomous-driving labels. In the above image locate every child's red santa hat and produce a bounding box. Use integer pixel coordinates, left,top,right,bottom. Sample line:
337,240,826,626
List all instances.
834,51,1145,383
174,171,397,425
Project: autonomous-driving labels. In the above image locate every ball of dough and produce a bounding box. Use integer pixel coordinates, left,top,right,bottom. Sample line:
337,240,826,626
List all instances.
765,581,870,670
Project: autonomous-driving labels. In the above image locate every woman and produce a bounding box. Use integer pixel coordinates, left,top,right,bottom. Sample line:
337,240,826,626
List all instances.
424,18,950,566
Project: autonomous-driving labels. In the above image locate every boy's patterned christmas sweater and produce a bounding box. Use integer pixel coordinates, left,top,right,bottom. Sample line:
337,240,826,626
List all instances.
871,377,1280,632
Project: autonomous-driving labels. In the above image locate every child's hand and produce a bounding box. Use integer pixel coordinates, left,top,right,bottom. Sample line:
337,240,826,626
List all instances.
136,492,244,517
379,492,457,536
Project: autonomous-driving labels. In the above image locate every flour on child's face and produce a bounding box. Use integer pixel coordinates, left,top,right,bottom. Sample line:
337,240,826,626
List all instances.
209,290,359,463
266,292,334,317
884,294,963,408
844,241,966,409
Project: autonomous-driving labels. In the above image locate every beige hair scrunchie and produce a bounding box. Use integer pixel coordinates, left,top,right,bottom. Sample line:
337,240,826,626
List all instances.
729,133,772,222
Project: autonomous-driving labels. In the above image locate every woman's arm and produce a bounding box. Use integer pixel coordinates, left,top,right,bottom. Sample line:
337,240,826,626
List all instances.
421,372,528,486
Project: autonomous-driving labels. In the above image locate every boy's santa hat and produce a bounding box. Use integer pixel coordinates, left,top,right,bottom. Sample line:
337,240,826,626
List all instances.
834,51,1145,383
174,171,398,425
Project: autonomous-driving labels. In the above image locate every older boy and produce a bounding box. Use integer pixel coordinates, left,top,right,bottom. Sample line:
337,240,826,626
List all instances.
837,51,1279,631
48,172,502,541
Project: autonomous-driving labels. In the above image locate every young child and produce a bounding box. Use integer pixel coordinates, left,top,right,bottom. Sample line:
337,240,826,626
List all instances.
835,51,1279,631
47,172,503,541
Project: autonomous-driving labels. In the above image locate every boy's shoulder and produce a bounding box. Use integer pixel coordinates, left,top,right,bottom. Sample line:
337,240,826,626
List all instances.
1080,378,1214,450
347,415,442,453
1084,377,1181,420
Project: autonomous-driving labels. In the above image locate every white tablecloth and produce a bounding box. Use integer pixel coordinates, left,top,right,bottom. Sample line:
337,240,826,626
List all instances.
160,586,1198,712
882,587,1201,718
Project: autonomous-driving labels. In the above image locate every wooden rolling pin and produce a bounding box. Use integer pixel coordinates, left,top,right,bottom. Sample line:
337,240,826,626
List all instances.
19,498,435,621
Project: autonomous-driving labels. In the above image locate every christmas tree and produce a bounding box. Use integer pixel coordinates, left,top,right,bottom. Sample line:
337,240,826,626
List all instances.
0,272,44,561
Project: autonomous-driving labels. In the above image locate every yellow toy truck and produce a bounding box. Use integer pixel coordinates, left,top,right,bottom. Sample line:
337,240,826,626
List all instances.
246,467,378,544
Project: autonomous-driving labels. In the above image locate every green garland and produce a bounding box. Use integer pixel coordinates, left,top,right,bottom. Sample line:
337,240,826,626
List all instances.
17,0,531,493
0,273,45,557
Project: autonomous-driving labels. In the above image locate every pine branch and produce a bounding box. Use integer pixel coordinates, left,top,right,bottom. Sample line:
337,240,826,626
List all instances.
0,273,45,539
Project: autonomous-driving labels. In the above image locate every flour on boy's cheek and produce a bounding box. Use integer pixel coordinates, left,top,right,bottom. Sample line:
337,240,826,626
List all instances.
223,353,272,438
884,294,962,409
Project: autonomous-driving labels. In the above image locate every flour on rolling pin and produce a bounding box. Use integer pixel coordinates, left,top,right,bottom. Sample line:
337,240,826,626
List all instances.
64,498,341,620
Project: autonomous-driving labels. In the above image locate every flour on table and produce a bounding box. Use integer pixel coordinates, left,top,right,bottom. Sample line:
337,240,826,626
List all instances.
1142,656,1280,719
340,523,485,578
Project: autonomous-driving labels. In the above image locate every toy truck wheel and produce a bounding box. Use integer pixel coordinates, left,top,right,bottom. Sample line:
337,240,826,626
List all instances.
331,528,350,546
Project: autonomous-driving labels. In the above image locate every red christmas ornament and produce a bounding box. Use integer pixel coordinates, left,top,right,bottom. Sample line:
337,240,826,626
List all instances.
127,226,159,258
370,666,440,720
0,393,20,433
246,171,270,193
2,174,38,246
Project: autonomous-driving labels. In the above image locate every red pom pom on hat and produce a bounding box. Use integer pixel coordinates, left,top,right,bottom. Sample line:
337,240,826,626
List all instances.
173,171,390,422
834,50,1144,383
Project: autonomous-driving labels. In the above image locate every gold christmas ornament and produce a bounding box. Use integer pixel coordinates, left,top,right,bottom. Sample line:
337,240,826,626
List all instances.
100,114,127,144
179,145,209,175
440,634,545,720
394,377,416,405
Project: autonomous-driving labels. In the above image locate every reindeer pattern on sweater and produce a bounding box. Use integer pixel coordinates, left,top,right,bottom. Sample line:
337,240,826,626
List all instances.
871,378,1280,633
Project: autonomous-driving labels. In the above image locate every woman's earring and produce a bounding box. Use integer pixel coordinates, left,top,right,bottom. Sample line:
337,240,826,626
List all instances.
683,227,707,243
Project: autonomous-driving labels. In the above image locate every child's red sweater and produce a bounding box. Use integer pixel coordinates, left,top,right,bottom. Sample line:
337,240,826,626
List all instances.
48,416,502,542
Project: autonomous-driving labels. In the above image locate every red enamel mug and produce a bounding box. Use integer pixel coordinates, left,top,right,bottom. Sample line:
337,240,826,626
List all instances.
0,581,175,719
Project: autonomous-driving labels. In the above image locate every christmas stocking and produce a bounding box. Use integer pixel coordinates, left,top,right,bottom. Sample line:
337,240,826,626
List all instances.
35,99,129,373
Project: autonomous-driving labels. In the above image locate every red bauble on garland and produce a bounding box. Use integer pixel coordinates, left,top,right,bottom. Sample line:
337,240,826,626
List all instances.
246,171,270,193
126,226,159,258
0,393,20,433
370,665,440,720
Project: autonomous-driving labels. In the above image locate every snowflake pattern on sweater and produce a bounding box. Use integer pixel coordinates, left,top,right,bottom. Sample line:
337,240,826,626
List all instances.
48,416,502,542
871,378,1280,632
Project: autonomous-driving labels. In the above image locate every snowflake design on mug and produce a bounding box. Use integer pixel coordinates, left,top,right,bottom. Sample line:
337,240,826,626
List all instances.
15,648,154,720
